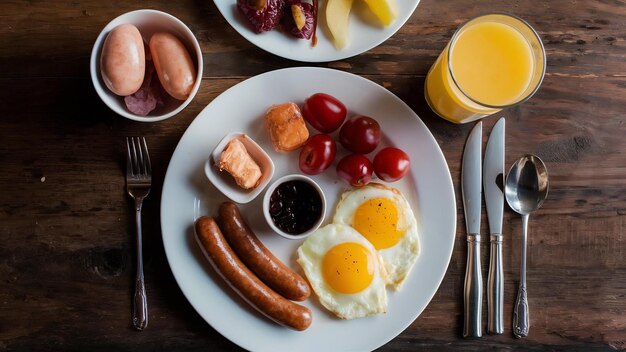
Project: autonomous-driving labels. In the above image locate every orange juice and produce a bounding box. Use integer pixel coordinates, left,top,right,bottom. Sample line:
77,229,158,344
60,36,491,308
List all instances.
425,14,545,123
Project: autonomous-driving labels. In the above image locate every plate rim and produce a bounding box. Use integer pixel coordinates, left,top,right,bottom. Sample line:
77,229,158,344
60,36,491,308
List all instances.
160,66,456,351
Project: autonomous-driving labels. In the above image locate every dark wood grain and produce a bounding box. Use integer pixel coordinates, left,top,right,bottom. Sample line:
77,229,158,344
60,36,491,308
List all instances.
0,0,625,351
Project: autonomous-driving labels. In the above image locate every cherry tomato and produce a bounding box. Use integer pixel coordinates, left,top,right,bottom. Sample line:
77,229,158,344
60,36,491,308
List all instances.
373,147,410,182
336,154,373,187
299,134,336,175
339,115,381,154
302,93,347,133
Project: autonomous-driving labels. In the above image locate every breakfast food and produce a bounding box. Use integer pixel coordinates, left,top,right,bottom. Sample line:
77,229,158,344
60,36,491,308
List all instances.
363,0,398,26
237,0,285,33
373,147,410,182
260,94,408,184
297,223,388,319
336,154,373,187
217,137,262,189
268,178,323,235
100,24,145,96
299,134,336,175
237,0,317,41
284,0,315,39
124,51,164,116
326,0,354,49
218,202,311,301
265,102,309,152
195,216,312,331
149,32,196,100
99,23,197,115
339,115,381,154
326,0,397,49
302,93,347,133
333,183,419,289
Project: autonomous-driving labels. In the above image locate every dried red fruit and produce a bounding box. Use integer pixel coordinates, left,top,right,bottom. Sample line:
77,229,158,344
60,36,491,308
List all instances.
283,0,314,39
237,0,286,33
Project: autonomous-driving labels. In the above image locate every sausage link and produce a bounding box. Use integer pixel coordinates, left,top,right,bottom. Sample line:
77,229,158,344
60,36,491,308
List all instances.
194,216,312,331
218,202,311,301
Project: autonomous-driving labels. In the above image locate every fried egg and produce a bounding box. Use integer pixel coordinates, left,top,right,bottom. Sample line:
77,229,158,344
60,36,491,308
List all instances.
333,183,419,290
297,224,388,319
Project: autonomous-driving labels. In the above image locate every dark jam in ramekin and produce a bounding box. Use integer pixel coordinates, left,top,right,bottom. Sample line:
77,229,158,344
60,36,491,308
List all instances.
269,180,322,235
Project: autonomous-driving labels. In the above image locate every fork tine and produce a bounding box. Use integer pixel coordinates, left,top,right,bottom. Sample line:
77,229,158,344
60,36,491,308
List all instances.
126,137,134,176
135,137,145,176
141,137,152,176
131,137,140,176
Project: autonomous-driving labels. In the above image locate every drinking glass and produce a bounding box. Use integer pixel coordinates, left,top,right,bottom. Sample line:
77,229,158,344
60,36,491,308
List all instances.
425,13,546,124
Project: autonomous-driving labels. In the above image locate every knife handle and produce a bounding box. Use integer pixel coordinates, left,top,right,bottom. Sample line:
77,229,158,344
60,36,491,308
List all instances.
463,234,482,338
488,234,504,334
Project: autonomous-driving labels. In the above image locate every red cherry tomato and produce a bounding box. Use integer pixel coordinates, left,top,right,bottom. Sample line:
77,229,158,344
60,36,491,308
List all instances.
339,115,381,154
336,154,373,187
373,147,410,182
302,93,347,133
299,134,336,175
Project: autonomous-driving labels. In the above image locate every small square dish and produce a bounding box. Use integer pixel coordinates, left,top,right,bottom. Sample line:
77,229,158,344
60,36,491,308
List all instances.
204,132,274,204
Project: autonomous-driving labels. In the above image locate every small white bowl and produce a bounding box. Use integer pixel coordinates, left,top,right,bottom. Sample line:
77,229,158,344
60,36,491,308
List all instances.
205,132,275,204
263,174,326,240
90,9,203,122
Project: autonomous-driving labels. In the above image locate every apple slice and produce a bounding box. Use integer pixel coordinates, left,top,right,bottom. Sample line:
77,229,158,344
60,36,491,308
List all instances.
326,0,354,49
363,0,397,26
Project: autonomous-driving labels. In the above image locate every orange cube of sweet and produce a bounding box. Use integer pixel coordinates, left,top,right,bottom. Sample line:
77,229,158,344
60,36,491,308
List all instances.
265,102,309,152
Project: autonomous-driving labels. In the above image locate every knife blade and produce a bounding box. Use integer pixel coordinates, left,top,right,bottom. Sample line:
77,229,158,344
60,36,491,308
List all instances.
462,121,483,338
484,117,505,335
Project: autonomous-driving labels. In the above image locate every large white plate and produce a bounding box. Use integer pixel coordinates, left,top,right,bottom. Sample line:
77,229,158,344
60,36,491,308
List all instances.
161,67,455,351
214,0,421,62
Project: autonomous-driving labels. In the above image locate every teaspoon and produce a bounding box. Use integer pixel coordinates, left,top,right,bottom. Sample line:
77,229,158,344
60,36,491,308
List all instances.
505,154,549,338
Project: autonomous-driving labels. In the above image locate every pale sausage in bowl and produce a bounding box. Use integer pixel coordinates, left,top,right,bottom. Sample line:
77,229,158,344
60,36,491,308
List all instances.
90,9,203,122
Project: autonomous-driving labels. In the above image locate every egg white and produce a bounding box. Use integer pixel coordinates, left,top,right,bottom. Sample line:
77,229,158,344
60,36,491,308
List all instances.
297,223,388,319
333,183,420,290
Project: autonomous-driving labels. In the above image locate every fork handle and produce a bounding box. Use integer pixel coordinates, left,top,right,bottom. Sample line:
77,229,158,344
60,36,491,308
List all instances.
132,200,148,331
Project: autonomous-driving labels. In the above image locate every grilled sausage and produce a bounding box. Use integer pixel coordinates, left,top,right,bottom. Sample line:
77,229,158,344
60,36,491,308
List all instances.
218,202,311,301
194,216,312,331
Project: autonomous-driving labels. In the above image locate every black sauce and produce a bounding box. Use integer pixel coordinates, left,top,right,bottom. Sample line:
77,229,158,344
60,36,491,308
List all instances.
269,180,322,235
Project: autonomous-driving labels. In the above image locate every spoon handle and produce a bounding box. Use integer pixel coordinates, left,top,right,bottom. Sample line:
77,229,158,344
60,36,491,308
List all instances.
513,214,529,338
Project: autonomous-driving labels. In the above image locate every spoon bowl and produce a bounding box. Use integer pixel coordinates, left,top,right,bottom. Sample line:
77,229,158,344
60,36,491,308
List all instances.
505,154,549,339
505,155,549,214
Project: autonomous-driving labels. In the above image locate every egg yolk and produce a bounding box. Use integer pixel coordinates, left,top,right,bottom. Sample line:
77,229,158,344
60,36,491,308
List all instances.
353,198,403,250
322,242,375,294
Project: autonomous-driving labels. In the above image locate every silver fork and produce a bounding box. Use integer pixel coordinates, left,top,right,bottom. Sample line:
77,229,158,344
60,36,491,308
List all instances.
126,137,151,331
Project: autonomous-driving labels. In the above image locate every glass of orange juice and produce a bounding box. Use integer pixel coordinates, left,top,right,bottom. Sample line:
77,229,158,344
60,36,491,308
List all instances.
425,13,546,124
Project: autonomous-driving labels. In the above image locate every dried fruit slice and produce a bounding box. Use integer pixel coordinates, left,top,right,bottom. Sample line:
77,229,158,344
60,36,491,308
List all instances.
284,0,315,39
237,0,286,33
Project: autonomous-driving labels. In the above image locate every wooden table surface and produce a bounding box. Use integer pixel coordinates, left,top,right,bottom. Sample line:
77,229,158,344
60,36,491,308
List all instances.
1,0,625,351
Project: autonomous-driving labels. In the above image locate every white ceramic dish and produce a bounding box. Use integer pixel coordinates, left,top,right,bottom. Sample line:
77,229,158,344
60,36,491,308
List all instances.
90,9,203,122
161,67,456,351
262,174,326,239
205,132,275,204
214,0,421,62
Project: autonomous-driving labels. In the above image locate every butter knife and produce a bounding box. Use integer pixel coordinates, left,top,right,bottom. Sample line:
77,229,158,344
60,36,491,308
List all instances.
484,117,505,335
462,121,483,338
